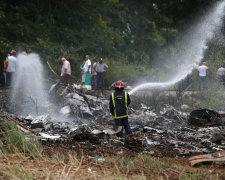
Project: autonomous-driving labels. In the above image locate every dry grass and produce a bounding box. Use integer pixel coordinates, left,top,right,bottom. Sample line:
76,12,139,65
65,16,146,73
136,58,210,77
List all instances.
0,149,225,180
102,154,225,180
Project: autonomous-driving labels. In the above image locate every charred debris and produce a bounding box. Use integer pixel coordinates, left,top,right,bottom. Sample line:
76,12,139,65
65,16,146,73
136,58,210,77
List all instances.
0,83,225,161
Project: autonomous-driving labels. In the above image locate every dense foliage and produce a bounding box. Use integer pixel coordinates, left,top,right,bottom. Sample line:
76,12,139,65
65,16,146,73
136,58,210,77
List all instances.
0,0,222,85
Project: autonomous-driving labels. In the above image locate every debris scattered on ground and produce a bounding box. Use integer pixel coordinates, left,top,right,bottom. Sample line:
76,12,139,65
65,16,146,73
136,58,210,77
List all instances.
189,150,225,166
1,84,225,160
188,108,223,127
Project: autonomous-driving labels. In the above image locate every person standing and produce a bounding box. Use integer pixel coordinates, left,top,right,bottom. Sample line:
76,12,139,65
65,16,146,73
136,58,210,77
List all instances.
92,59,98,89
151,69,159,82
80,59,86,85
22,50,27,55
3,54,9,86
217,64,225,90
83,55,91,86
197,62,208,91
109,81,131,137
6,50,17,87
96,58,108,89
60,57,71,84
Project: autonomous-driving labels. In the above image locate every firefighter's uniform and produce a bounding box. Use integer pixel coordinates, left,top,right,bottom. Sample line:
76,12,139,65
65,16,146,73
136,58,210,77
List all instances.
109,88,131,137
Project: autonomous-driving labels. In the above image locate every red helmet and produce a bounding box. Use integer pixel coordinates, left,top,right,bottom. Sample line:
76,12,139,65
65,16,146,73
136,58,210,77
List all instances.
115,81,124,88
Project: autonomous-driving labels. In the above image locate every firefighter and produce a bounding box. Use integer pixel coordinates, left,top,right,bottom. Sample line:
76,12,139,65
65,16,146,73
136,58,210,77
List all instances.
109,80,132,137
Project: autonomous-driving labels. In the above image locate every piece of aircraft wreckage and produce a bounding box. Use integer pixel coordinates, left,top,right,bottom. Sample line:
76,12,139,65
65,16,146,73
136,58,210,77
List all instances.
189,150,225,166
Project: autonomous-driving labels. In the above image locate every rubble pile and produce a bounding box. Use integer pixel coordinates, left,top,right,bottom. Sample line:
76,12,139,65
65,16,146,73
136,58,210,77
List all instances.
49,82,111,125
69,126,100,144
1,84,225,157
188,108,223,126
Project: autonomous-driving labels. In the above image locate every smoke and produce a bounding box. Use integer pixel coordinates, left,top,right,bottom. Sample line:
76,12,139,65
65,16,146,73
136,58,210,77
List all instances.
129,0,225,95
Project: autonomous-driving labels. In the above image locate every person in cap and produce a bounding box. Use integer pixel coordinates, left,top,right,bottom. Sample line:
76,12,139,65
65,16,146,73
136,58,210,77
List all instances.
197,62,208,91
217,64,225,90
61,57,71,84
6,50,17,87
96,58,108,89
109,80,131,137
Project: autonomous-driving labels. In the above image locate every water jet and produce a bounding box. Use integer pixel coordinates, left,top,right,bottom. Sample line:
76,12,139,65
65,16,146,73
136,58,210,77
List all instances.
129,0,225,95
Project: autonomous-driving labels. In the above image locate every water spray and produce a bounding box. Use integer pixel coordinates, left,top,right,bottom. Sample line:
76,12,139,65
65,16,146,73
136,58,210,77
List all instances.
11,53,48,115
129,0,225,95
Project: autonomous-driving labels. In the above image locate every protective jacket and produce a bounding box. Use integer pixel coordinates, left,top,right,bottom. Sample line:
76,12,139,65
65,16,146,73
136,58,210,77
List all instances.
109,90,131,119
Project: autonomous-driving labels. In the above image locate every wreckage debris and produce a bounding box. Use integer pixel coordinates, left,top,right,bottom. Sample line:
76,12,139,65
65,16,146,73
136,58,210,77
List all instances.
29,115,53,131
69,126,100,144
1,84,225,158
125,135,144,152
189,150,225,166
211,133,225,145
188,108,223,127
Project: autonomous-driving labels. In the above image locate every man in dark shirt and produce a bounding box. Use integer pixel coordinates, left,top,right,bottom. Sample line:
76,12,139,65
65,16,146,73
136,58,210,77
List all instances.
109,80,131,137
96,58,108,89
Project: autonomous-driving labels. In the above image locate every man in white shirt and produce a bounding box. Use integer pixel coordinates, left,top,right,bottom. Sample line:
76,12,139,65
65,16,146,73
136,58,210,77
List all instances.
83,55,91,85
217,64,225,90
6,50,17,87
197,62,208,91
61,57,71,84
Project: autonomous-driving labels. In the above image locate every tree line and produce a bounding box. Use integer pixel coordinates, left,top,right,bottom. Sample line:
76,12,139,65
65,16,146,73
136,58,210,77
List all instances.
0,0,221,85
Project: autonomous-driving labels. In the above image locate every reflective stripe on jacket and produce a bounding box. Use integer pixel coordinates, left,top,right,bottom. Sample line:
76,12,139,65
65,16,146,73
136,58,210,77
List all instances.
110,91,130,119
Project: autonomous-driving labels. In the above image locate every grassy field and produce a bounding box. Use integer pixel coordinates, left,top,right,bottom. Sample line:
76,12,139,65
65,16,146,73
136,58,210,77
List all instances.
0,152,225,180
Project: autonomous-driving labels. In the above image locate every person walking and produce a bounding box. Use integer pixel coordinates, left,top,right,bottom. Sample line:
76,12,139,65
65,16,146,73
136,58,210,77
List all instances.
109,81,131,137
83,55,91,86
60,57,71,84
217,64,225,90
92,59,98,89
6,50,17,87
197,62,208,91
96,58,108,89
